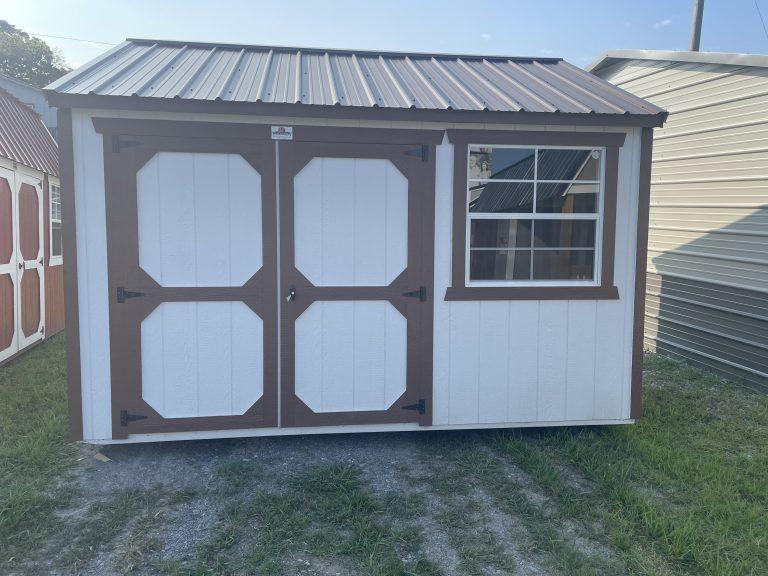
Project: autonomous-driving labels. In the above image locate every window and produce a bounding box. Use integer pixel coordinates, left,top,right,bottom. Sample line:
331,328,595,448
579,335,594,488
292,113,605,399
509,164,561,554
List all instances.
467,146,602,284
49,183,62,265
445,130,625,301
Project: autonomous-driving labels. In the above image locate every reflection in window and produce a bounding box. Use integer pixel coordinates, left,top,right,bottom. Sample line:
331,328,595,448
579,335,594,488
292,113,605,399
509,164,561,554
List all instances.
50,184,62,261
466,146,602,283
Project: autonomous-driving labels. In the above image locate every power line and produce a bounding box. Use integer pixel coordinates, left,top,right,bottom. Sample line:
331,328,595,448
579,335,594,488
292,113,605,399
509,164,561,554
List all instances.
756,0,768,42
28,32,117,46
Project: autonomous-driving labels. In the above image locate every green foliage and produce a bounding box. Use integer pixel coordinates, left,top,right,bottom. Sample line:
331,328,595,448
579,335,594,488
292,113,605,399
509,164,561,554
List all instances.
0,20,71,87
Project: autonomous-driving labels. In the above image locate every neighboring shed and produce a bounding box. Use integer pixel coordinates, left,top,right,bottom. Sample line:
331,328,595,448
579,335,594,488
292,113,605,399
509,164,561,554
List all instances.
0,87,63,365
0,74,58,138
589,50,768,392
46,39,665,443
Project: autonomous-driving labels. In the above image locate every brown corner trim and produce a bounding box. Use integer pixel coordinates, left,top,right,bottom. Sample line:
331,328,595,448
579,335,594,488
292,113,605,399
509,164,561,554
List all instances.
631,127,654,419
445,285,619,301
446,129,625,301
46,92,666,128
58,107,84,442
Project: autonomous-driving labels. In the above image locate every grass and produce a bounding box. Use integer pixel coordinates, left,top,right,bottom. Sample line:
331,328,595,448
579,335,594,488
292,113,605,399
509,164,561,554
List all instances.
0,333,74,564
173,461,441,576
492,355,768,576
1,335,766,575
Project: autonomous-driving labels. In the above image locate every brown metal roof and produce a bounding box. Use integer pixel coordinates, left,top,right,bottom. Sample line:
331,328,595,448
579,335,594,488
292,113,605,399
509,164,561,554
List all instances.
0,87,58,176
47,39,665,120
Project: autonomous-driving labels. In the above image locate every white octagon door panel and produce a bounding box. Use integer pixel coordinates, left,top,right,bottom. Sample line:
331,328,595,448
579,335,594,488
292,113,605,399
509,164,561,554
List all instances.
141,301,264,418
294,158,408,286
295,301,407,412
137,152,262,287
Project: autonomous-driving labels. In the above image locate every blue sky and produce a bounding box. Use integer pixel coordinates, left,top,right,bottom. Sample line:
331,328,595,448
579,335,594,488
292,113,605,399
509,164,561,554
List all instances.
2,0,767,69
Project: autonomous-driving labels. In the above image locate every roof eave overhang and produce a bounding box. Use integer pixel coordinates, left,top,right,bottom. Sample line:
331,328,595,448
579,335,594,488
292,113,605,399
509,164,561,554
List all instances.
44,92,667,128
588,49,768,73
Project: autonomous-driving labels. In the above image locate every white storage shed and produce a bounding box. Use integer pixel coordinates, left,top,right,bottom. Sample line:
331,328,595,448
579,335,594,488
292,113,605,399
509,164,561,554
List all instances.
45,39,666,443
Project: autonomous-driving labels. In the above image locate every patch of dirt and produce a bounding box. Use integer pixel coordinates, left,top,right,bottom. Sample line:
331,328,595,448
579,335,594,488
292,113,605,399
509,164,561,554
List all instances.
32,430,628,575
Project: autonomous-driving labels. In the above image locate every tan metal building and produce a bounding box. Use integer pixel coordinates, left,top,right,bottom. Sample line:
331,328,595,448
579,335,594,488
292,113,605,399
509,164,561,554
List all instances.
589,50,768,391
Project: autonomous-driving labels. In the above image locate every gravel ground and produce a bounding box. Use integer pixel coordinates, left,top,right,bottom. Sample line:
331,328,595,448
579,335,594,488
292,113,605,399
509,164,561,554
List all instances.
25,431,613,576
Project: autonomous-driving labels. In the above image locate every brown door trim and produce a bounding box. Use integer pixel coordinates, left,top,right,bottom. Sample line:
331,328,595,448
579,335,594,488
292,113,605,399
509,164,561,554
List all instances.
99,121,278,439
279,132,436,427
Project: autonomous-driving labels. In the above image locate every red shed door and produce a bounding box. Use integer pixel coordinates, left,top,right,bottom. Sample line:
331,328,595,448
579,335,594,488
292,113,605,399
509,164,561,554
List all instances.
16,176,45,350
0,168,18,363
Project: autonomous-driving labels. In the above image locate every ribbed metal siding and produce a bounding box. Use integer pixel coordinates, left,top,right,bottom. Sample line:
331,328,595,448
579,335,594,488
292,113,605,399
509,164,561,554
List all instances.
46,39,664,117
597,59,768,390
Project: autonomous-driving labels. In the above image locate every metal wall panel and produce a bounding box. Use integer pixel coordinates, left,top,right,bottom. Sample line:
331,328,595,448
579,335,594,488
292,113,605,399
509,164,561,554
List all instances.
598,59,768,389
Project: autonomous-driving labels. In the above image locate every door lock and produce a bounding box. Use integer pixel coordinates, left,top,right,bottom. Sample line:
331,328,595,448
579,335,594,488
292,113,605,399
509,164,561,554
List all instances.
286,286,296,302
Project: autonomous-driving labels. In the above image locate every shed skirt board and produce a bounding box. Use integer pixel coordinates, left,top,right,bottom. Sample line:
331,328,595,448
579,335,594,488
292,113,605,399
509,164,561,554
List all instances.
0,168,45,363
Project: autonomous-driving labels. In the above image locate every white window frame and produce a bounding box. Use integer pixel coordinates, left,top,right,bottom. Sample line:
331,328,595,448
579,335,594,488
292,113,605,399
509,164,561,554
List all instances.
465,144,606,288
49,180,63,266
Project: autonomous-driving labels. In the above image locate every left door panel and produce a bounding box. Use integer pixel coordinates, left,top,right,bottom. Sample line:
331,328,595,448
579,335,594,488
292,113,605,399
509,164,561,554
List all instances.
0,167,18,363
98,122,277,438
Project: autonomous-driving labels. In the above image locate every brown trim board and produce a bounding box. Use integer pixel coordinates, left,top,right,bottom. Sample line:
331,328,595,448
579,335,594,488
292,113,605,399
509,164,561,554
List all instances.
445,129,625,301
47,92,666,128
58,107,84,441
631,127,654,419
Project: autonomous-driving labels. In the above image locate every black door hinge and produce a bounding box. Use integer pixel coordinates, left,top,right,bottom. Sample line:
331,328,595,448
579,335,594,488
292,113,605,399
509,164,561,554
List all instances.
120,410,148,426
111,135,140,153
405,144,429,162
116,286,145,303
402,399,426,415
402,286,427,302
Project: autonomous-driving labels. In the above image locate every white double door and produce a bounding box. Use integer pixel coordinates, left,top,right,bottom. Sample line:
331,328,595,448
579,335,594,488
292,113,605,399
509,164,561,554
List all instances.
0,166,45,364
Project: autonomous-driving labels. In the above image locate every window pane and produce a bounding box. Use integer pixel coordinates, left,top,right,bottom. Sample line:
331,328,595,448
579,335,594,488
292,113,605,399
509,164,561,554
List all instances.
533,250,594,280
470,219,532,248
537,149,600,181
536,182,599,214
469,181,534,213
534,220,596,249
469,147,535,180
470,249,531,281
51,222,62,257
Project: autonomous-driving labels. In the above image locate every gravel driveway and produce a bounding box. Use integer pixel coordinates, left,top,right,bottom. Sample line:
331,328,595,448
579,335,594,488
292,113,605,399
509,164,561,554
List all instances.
21,430,619,576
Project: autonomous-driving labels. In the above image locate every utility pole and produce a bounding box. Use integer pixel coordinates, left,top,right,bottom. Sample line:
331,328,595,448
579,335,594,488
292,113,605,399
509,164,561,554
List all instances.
690,0,705,51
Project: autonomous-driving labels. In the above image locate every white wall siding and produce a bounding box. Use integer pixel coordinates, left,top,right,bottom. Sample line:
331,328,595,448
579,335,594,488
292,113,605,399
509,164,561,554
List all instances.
72,110,112,440
432,129,640,426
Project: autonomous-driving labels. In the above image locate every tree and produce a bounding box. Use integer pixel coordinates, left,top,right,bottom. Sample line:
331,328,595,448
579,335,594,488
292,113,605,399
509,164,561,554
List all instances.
0,20,71,87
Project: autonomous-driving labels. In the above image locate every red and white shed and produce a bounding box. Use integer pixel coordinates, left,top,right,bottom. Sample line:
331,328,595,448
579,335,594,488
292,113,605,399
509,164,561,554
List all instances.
0,86,63,365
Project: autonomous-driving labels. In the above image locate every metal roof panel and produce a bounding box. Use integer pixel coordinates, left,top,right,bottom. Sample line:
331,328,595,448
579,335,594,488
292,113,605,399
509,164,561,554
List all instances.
45,39,664,120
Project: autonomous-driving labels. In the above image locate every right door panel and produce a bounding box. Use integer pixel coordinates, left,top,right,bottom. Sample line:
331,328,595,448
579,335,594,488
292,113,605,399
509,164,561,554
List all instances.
279,139,435,427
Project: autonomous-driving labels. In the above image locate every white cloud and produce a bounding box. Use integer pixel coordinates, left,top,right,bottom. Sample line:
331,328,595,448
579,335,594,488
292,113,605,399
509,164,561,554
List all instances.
480,33,492,41
653,18,672,30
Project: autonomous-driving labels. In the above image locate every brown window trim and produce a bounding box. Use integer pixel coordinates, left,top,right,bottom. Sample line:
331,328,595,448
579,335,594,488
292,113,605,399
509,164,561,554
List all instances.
444,129,626,301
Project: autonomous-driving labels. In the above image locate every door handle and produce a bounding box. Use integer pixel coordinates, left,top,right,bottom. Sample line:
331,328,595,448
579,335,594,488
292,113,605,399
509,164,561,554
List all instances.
285,286,296,302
